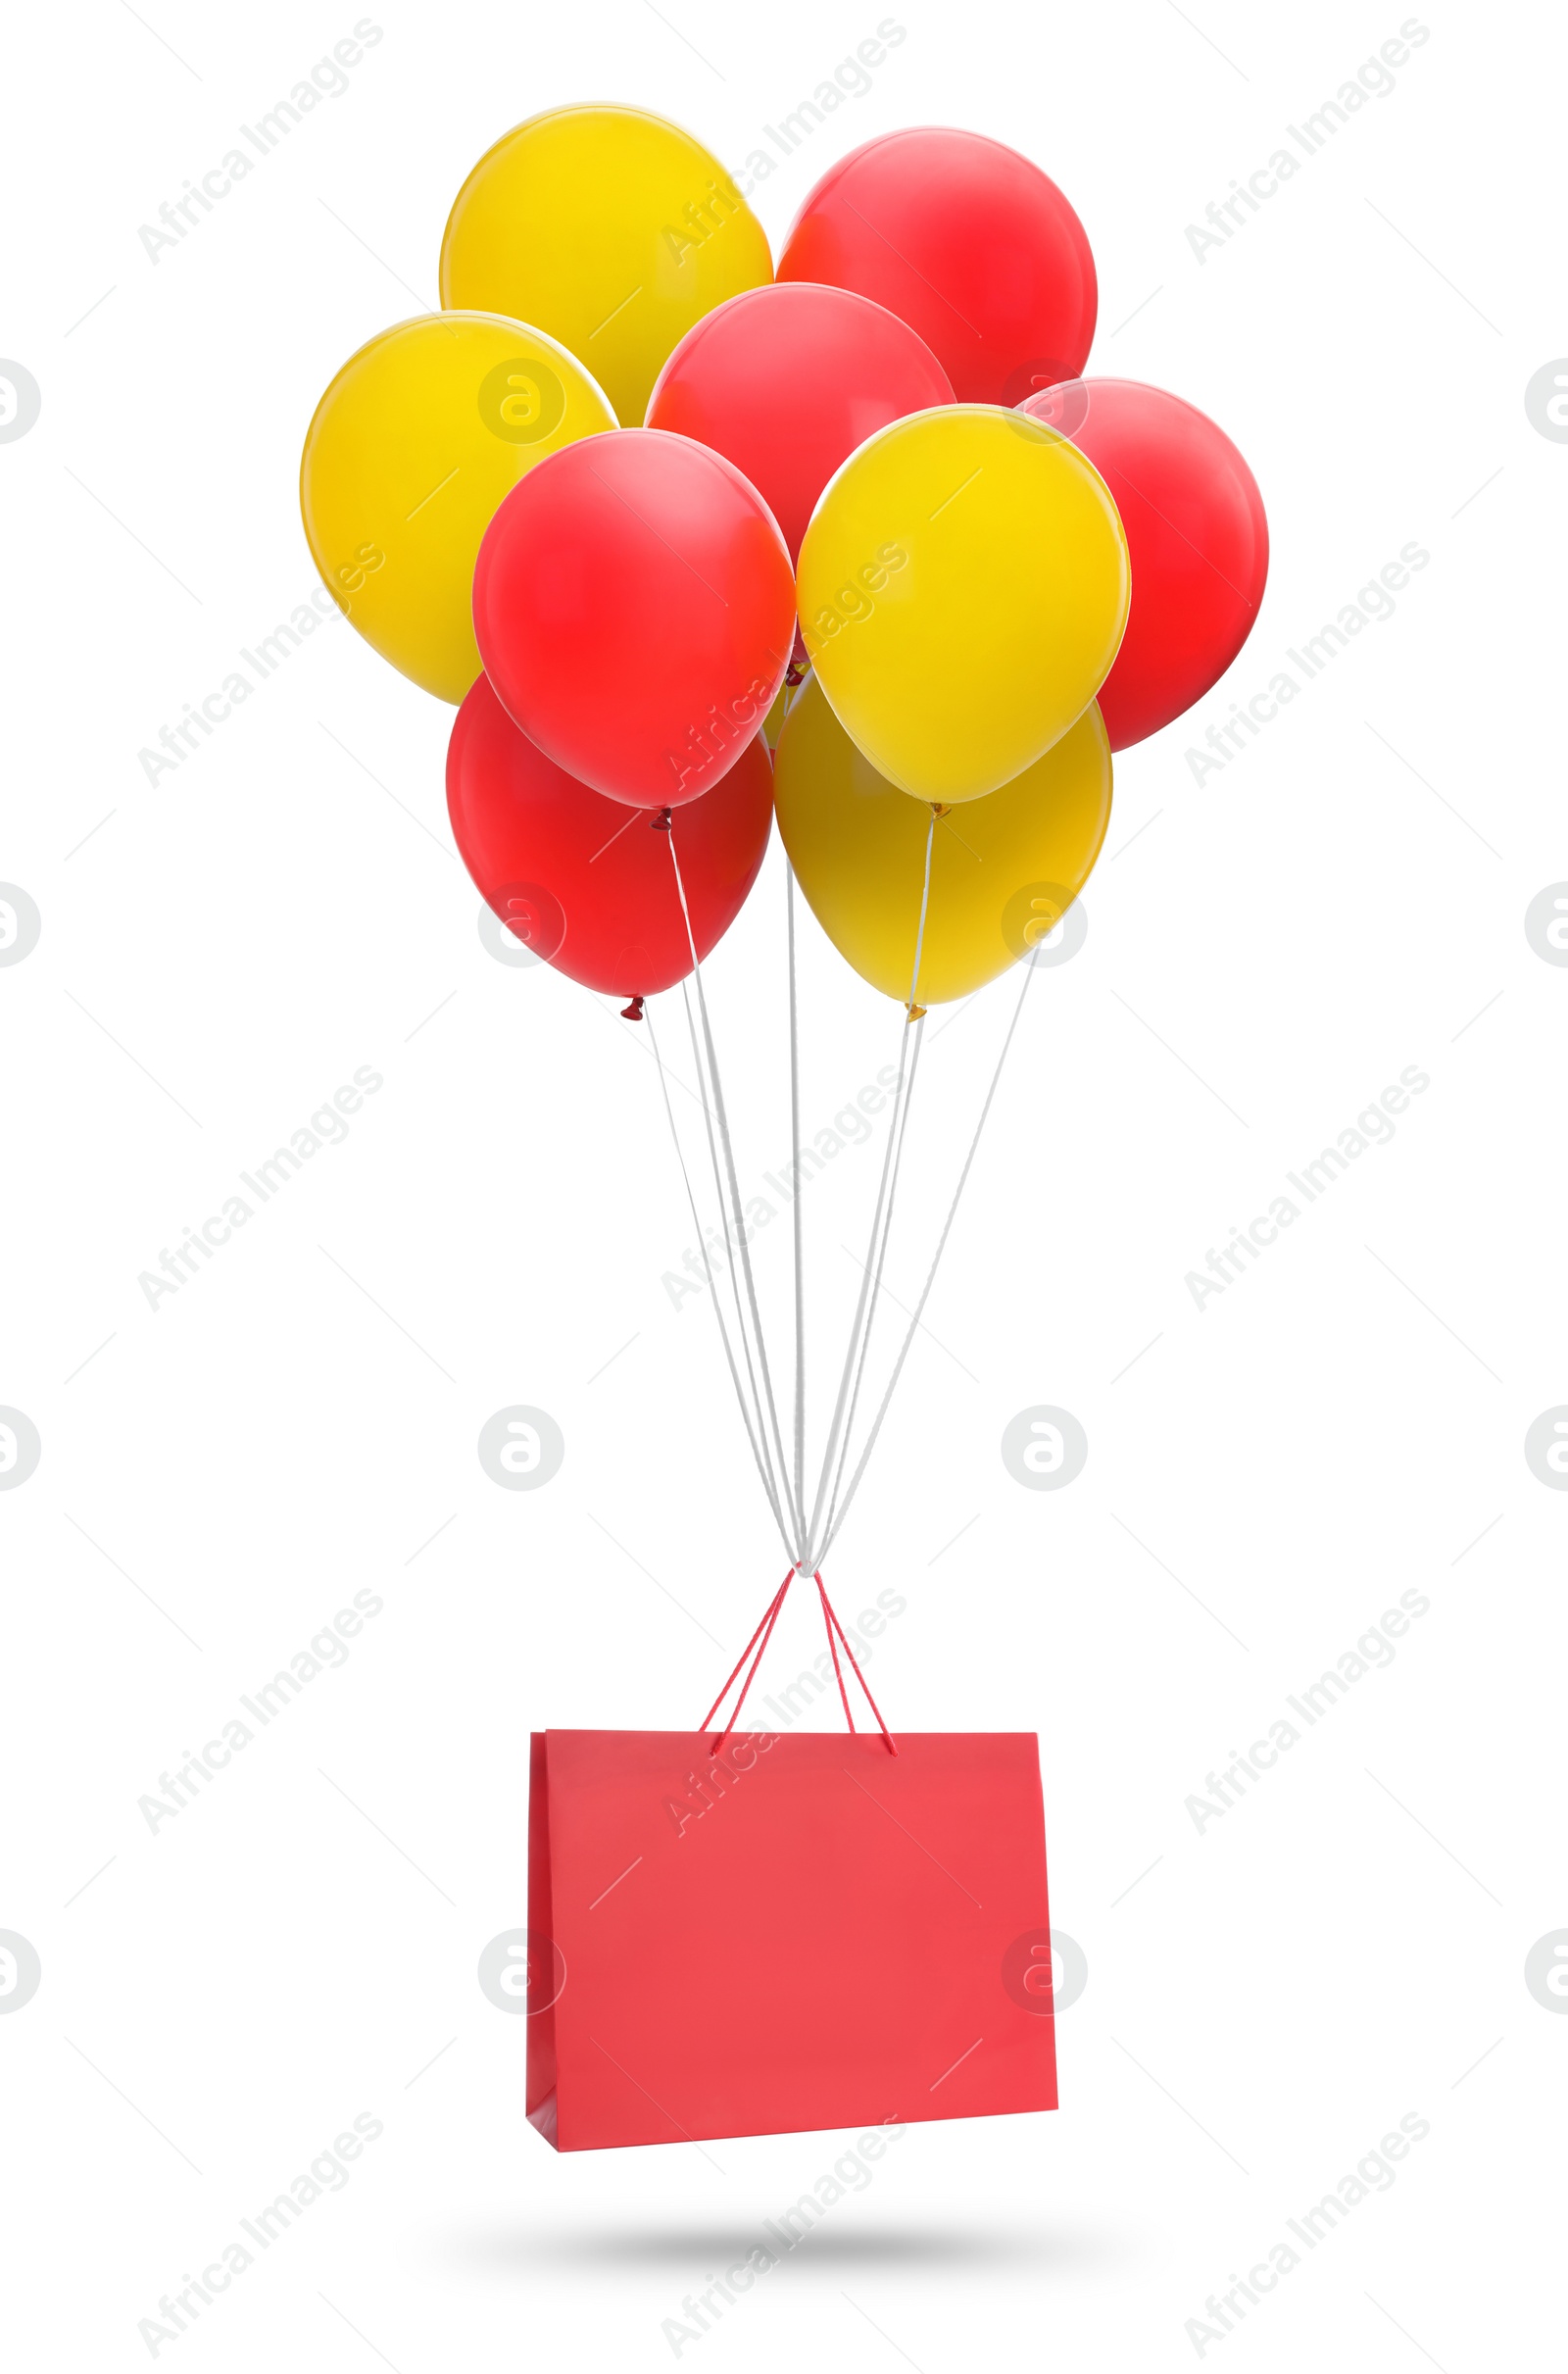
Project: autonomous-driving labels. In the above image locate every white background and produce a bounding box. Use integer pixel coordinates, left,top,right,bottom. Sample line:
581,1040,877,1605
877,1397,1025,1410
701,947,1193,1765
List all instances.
2,0,1565,2366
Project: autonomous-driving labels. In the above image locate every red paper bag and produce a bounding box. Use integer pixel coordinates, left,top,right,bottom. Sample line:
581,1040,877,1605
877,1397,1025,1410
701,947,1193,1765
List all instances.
525,1636,1058,2150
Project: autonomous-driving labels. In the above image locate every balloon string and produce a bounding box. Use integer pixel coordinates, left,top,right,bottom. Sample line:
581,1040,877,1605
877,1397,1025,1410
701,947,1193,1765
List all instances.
677,978,794,1548
802,1005,913,1558
802,810,936,1565
646,1002,795,1560
786,864,807,1540
819,948,1039,1565
666,822,804,1556
908,808,937,1020
819,1011,925,1555
819,817,935,1547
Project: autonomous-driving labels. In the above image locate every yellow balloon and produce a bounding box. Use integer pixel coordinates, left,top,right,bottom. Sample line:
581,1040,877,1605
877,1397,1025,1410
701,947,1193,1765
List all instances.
439,105,772,430
299,312,615,705
773,672,1112,1005
797,406,1128,805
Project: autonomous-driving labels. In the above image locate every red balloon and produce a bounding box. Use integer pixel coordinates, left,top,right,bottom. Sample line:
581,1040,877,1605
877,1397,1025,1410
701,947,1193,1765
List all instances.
1019,379,1269,751
472,427,795,812
645,283,954,566
447,674,774,1002
776,128,1096,407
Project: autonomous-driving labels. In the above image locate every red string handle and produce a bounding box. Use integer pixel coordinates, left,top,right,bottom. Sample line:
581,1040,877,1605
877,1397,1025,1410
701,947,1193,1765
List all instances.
700,1570,897,1756
700,1569,792,1757
812,1574,897,1754
816,1573,856,1734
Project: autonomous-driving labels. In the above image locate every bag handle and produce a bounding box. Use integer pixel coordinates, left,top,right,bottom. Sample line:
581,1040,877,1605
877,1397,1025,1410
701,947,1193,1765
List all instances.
700,1569,898,1757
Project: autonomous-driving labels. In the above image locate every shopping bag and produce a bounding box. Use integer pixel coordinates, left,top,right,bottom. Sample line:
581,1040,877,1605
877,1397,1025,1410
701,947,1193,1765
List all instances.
525,1570,1057,2151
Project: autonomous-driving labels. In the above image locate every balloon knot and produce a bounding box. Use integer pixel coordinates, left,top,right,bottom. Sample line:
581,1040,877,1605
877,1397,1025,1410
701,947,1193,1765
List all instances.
785,661,806,687
621,995,646,1022
930,803,952,817
906,1003,927,1023
651,806,672,833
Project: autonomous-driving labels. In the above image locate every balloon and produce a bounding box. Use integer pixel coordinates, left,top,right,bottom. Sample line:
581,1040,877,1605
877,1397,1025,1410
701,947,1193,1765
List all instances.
777,128,1096,406
472,426,796,810
797,406,1127,805
774,673,1111,1005
1018,379,1268,751
448,674,774,1000
440,106,772,429
645,283,954,564
299,313,614,705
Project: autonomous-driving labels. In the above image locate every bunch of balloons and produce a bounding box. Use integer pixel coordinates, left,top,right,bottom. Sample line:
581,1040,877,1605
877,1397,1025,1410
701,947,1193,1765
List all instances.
299,106,1268,1014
